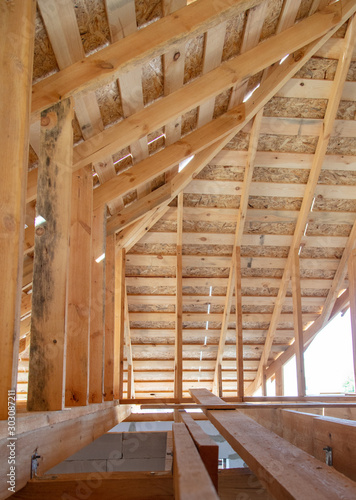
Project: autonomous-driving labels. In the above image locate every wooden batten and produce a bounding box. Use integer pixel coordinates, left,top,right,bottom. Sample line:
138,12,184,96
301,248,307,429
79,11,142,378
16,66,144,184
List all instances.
104,234,116,401
114,248,126,399
0,0,35,420
349,248,356,386
27,98,73,412
65,166,92,407
89,206,106,404
292,249,306,397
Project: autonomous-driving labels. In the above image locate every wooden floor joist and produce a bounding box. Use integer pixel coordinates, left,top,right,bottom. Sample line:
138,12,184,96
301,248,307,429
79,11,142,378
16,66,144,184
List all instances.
190,389,356,500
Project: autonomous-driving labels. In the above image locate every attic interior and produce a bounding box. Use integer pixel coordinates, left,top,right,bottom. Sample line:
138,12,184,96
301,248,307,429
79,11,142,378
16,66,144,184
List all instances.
1,0,356,498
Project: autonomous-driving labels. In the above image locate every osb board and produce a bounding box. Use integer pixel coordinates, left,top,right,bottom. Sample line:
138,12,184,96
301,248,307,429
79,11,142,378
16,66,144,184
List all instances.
318,169,356,185
183,193,240,208
259,0,283,42
196,164,245,181
252,167,309,183
213,88,232,119
221,13,245,62
306,223,353,237
313,198,356,212
183,34,204,84
248,196,302,210
33,6,58,83
72,0,110,55
142,57,164,105
95,80,123,127
181,107,198,136
263,97,327,119
127,285,176,295
257,134,318,154
135,0,162,29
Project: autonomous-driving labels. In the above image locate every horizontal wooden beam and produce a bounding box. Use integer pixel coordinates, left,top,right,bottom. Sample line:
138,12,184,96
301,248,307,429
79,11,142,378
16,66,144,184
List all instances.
0,403,131,499
11,471,173,500
190,389,356,500
239,407,356,481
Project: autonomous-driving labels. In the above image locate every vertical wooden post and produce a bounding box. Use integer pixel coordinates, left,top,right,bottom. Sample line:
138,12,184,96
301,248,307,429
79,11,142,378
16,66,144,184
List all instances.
234,247,244,398
261,368,267,397
292,249,306,397
104,234,115,401
348,249,356,388
175,192,183,399
89,206,106,403
114,248,126,399
65,166,92,407
0,0,35,419
275,366,284,396
28,98,73,411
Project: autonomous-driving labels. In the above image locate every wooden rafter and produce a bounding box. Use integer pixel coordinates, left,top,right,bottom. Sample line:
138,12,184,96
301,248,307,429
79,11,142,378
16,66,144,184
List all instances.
248,14,356,395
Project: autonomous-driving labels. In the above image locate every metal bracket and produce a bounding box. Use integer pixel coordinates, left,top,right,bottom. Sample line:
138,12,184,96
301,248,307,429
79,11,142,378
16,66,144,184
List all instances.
323,446,333,466
31,453,41,478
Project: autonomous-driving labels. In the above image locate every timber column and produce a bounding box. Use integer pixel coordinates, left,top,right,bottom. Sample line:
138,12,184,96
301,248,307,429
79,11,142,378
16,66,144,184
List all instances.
0,0,36,419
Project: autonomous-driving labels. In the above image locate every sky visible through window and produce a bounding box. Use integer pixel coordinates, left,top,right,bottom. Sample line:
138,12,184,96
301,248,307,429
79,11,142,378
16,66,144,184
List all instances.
282,309,355,396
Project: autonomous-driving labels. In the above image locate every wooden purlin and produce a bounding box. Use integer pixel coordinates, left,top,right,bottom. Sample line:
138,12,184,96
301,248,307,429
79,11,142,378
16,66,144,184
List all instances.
248,14,356,395
175,192,183,399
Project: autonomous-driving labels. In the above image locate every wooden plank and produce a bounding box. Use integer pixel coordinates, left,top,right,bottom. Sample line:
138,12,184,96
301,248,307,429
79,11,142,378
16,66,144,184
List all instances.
162,0,186,150
32,0,264,113
104,234,115,401
292,249,306,397
0,403,131,500
173,423,219,499
248,15,356,396
124,289,135,399
114,248,126,399
235,247,244,399
89,206,106,404
348,248,356,387
0,0,35,420
190,390,356,500
175,193,183,399
178,410,219,490
11,471,173,500
239,408,356,482
27,99,73,412
65,166,92,407
71,1,356,170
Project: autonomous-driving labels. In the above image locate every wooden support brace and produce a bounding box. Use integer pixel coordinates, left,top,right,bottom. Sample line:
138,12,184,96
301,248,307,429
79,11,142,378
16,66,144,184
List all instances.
173,422,219,499
114,248,126,399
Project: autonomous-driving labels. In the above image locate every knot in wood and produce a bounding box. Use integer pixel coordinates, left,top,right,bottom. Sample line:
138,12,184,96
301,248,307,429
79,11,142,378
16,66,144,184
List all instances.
173,52,181,61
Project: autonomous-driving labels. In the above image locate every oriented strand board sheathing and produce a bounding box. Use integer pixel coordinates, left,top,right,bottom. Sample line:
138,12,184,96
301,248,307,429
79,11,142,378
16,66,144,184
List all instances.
318,169,356,185
258,134,318,153
307,222,353,236
248,196,302,210
130,243,177,255
33,7,59,83
126,265,176,277
213,88,232,119
95,80,123,127
337,100,356,120
181,108,199,136
135,0,162,28
327,137,356,155
242,246,289,258
264,97,327,119
300,247,344,259
196,164,245,181
245,221,296,235
72,0,110,54
221,13,245,62
313,198,356,212
142,57,164,105
184,193,240,208
112,147,133,172
259,0,283,41
295,57,338,80
226,132,250,150
127,286,176,295
296,0,314,20
252,167,309,183
184,34,204,84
